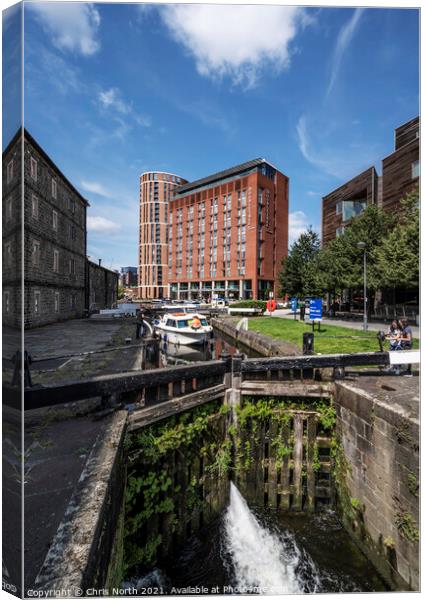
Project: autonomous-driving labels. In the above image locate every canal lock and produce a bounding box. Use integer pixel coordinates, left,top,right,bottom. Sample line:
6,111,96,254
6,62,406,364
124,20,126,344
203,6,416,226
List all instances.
120,393,340,587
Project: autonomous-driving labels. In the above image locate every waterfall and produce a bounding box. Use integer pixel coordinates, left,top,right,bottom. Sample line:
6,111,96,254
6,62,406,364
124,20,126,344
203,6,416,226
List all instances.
222,482,320,594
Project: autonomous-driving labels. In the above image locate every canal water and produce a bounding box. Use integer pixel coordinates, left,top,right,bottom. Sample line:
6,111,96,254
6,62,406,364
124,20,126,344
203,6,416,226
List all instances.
124,483,387,594
154,329,259,368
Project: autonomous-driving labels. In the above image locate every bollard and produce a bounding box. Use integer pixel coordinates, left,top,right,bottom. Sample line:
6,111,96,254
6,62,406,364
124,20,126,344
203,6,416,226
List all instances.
303,332,314,355
300,305,305,321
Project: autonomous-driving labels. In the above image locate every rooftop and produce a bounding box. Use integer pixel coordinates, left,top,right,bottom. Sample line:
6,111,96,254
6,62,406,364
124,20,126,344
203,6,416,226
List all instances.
175,157,275,195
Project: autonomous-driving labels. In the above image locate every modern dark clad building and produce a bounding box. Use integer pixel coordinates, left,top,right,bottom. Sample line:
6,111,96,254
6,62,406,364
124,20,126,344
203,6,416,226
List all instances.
382,116,419,213
321,167,378,245
321,116,419,245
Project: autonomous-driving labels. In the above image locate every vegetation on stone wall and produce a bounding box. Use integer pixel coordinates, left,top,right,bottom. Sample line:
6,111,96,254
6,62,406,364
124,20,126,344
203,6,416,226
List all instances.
123,400,230,575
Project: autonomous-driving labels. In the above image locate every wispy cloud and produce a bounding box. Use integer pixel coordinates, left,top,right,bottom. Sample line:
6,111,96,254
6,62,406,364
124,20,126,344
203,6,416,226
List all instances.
28,3,101,56
97,86,152,136
326,8,365,96
160,5,313,88
289,211,318,246
80,180,115,198
87,216,121,234
296,115,381,180
99,88,131,114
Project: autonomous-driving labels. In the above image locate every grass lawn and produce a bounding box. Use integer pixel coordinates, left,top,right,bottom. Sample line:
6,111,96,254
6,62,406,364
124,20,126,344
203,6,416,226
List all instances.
248,317,420,355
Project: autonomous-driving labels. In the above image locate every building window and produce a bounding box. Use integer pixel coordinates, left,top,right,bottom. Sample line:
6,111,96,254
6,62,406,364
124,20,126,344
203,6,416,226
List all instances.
69,258,76,275
70,294,76,310
5,242,12,266
52,210,58,231
6,198,12,222
52,178,57,198
34,291,41,315
70,225,76,240
54,292,60,313
32,194,39,219
70,199,76,214
32,241,40,266
336,226,344,237
4,291,10,315
30,157,38,181
336,201,342,215
7,160,13,183
412,160,420,179
53,249,59,272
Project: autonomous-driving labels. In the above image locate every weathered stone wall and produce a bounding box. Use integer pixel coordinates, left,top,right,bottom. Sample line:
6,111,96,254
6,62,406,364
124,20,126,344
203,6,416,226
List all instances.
212,316,298,356
2,132,22,328
334,380,419,590
87,260,119,312
123,403,230,580
34,411,128,596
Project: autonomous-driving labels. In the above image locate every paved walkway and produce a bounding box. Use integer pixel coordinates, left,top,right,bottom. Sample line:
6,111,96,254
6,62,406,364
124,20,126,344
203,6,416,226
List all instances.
273,309,420,338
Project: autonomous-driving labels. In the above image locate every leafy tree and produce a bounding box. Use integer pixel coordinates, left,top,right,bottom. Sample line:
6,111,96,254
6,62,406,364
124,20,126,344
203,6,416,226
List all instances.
372,185,419,291
118,285,126,300
279,228,322,297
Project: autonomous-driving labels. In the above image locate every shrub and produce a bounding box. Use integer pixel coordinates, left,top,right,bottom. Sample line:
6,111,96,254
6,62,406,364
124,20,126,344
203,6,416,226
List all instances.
230,300,267,311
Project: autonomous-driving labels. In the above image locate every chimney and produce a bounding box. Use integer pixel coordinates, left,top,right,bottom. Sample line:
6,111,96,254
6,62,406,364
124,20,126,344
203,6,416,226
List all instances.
98,259,102,266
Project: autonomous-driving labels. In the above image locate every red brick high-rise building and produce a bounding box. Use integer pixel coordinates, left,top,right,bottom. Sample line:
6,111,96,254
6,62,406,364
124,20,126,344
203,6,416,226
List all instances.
168,158,289,301
139,171,187,299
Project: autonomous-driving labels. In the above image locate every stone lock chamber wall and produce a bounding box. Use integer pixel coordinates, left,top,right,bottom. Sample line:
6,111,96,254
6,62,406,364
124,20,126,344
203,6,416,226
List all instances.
333,381,419,591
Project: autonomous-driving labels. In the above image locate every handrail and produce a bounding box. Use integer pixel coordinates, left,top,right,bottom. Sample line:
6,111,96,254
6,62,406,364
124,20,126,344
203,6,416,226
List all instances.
3,351,397,412
240,352,390,372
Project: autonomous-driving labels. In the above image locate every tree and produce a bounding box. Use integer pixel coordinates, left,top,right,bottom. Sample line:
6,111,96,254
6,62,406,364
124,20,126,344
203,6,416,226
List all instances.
279,228,322,297
372,185,419,292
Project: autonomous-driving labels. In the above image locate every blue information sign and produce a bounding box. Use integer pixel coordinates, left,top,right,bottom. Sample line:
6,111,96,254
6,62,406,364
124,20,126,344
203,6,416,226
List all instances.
291,298,298,313
309,298,323,321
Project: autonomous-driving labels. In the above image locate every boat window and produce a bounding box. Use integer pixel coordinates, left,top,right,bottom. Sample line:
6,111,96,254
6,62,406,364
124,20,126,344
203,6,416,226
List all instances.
200,319,208,326
166,319,176,327
177,320,189,328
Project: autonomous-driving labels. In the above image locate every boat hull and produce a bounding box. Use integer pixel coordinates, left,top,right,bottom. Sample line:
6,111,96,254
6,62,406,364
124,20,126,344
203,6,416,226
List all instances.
155,327,210,345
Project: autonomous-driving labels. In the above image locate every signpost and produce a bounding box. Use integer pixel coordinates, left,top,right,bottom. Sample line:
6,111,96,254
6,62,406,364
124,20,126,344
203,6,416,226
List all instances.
309,298,323,331
291,297,298,320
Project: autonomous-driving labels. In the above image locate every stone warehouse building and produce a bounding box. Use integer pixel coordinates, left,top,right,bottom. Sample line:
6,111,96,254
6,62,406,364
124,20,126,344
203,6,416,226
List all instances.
168,158,289,301
322,116,419,245
2,128,118,328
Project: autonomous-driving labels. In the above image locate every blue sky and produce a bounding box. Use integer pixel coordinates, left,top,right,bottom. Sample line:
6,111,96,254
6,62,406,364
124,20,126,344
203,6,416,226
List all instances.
4,1,420,270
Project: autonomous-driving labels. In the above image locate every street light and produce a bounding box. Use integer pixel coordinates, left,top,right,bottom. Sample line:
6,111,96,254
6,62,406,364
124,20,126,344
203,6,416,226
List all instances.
357,241,368,331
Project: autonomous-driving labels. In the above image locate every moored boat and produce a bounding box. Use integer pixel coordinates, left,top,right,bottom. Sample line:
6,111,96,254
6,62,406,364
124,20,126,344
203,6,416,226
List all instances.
154,313,213,345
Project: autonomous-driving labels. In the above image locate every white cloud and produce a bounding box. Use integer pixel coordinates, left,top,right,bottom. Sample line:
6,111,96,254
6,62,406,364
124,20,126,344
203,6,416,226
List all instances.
99,88,131,114
289,211,315,246
326,8,364,96
160,5,311,87
98,87,152,134
29,3,101,56
87,216,121,234
81,180,114,198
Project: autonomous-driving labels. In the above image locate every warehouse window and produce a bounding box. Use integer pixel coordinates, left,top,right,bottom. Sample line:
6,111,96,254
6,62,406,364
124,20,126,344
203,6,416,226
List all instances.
7,160,13,183
4,291,10,315
32,195,39,219
34,291,41,315
30,157,38,181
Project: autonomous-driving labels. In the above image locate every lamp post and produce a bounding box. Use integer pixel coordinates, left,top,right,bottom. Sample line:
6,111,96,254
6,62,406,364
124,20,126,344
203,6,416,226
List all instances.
357,241,368,331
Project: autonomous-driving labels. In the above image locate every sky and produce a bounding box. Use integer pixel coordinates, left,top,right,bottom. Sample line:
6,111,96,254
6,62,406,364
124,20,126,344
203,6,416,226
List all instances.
2,1,420,270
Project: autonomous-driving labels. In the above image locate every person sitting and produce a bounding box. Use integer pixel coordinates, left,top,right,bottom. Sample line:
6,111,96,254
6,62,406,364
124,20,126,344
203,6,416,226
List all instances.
385,319,401,351
399,317,413,376
191,316,201,329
